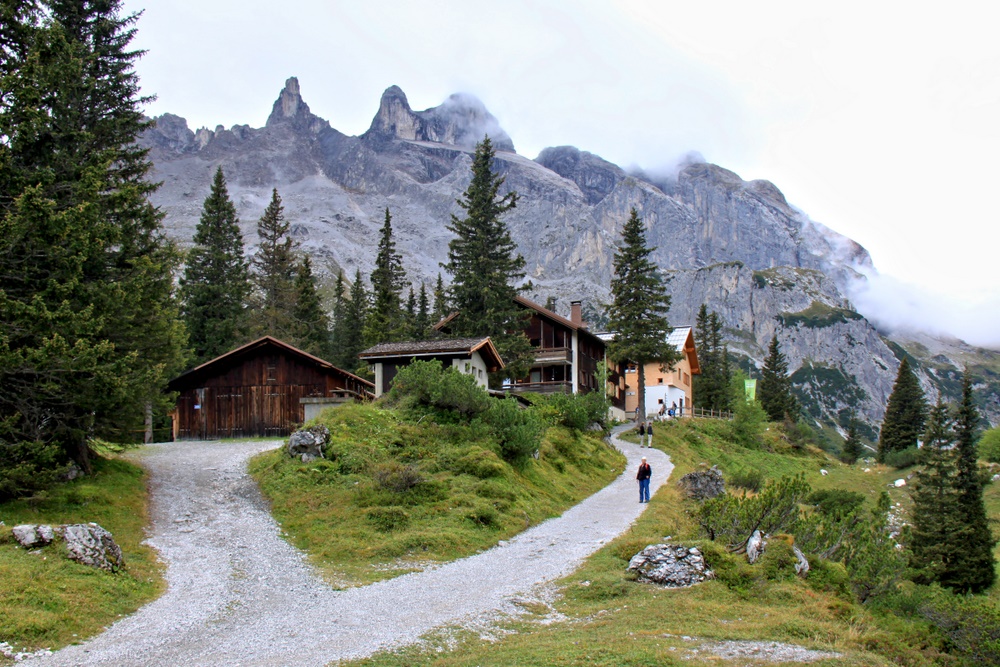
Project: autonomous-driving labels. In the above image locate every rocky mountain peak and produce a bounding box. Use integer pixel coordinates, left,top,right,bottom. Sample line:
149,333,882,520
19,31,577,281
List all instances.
364,85,421,142
266,77,328,133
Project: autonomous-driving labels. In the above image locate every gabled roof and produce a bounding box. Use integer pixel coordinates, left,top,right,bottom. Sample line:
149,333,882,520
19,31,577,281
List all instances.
168,336,373,390
595,326,700,374
359,336,505,371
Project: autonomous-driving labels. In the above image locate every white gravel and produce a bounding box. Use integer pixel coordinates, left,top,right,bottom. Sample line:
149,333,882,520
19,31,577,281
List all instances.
20,424,671,666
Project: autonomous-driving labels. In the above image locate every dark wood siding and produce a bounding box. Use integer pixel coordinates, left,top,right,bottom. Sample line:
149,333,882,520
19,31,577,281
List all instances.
170,340,371,440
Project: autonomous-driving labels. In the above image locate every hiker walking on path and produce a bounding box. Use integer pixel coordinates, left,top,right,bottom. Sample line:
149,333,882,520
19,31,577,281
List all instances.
638,420,646,447
646,421,654,448
637,456,652,503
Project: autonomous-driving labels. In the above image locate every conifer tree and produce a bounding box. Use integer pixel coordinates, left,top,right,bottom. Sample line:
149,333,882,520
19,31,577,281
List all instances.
340,269,369,372
327,269,348,367
432,273,449,323
950,370,996,592
403,287,417,337
250,188,297,340
841,417,863,464
414,283,431,340
290,255,330,358
180,168,251,362
365,208,408,346
758,335,799,422
694,305,732,412
909,402,963,587
442,136,532,381
877,357,926,462
1,0,187,479
607,208,678,417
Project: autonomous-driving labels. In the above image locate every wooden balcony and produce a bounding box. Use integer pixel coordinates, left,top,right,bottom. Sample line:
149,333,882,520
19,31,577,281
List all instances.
532,346,572,366
506,380,572,395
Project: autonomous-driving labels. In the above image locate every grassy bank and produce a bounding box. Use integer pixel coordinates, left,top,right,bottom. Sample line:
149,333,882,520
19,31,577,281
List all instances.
345,417,991,666
0,454,163,659
249,402,625,587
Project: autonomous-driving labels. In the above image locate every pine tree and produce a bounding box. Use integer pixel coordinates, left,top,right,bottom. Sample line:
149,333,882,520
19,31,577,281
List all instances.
841,416,863,464
693,305,732,413
432,273,449,323
414,283,431,340
909,402,963,587
1,0,187,479
250,188,297,340
290,255,330,358
364,208,408,346
340,269,369,373
758,335,799,422
877,357,927,462
328,270,349,367
950,370,996,592
180,167,251,362
442,136,532,381
607,208,679,418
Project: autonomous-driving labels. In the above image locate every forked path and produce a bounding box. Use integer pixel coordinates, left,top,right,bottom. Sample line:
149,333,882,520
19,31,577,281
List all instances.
24,424,672,667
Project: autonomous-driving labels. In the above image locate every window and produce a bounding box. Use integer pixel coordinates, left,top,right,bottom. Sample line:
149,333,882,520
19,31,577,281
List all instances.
464,362,471,373
657,378,663,384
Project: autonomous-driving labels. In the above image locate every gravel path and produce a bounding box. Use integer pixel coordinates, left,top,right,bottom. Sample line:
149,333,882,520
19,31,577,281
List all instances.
22,424,671,667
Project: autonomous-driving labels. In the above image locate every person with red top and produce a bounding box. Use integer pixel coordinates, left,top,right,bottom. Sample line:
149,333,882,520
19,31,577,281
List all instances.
636,457,652,503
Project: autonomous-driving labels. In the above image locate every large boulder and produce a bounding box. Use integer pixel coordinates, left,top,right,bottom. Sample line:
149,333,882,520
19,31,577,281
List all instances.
287,425,330,462
627,544,714,588
11,524,56,548
678,465,725,500
61,523,125,573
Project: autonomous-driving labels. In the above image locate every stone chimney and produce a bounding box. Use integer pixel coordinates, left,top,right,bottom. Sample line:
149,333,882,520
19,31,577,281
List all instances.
571,301,584,327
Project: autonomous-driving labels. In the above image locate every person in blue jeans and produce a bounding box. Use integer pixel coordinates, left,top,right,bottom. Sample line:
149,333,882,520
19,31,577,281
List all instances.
637,457,652,503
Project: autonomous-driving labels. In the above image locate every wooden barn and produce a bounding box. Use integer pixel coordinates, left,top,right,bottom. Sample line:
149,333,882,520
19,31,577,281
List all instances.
167,336,373,440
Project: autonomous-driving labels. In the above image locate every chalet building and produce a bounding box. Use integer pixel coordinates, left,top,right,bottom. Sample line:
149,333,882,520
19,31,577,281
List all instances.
434,298,610,396
600,326,700,419
359,337,504,397
167,336,373,440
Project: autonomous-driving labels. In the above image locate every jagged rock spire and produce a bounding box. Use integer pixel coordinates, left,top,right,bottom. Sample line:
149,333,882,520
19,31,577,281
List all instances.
266,77,329,133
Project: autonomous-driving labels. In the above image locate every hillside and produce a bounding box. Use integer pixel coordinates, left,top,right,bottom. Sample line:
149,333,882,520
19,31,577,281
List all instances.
139,78,1000,432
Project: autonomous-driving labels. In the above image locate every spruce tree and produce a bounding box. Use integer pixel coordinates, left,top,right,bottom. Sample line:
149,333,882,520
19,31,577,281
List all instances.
250,188,297,340
432,273,449,323
841,416,863,464
1,0,186,478
607,208,679,417
364,208,408,346
290,255,330,358
180,167,251,362
340,269,369,373
877,357,927,462
414,283,431,340
909,402,963,587
693,305,732,413
442,136,532,381
758,335,799,422
950,370,996,592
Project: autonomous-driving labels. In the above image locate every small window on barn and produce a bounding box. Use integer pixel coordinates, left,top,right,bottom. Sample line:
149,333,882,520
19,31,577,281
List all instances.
267,365,277,383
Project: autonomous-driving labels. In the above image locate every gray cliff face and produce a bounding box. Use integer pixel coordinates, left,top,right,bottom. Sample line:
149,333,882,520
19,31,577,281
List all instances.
139,79,994,431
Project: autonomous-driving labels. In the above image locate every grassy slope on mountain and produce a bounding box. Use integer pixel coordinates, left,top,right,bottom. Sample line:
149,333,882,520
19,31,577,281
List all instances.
347,418,998,667
249,402,625,587
0,453,163,659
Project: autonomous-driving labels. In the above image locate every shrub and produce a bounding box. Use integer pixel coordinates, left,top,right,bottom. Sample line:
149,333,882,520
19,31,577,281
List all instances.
452,446,506,479
0,440,67,501
728,466,764,492
546,391,608,432
758,534,798,580
728,372,767,447
698,474,811,551
807,489,866,519
385,359,490,417
883,446,920,469
478,397,543,463
366,506,411,532
372,462,423,492
979,426,1000,463
466,501,499,527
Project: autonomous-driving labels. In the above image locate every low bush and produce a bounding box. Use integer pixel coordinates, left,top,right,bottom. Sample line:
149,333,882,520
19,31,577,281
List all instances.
978,426,1000,463
478,397,543,463
372,462,423,493
385,359,490,417
452,446,506,479
727,466,764,492
883,447,920,469
0,440,67,501
806,489,865,518
366,507,411,532
698,474,810,550
546,391,608,432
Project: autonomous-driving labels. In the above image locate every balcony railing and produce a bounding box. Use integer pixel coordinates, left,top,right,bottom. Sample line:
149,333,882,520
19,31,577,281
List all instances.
506,380,572,395
532,346,572,366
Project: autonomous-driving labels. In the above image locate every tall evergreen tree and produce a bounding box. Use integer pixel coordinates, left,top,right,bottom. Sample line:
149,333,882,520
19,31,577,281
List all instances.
877,357,927,462
250,188,297,340
340,269,369,373
1,0,186,479
909,402,964,587
758,335,799,422
950,370,995,592
328,269,349,367
693,305,732,412
290,255,330,358
414,283,431,340
180,167,251,362
841,416,863,464
365,208,408,346
442,136,532,381
606,207,679,418
432,272,449,323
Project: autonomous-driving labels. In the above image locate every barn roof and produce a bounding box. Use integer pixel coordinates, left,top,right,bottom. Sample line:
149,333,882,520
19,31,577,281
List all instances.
168,336,373,391
359,336,504,371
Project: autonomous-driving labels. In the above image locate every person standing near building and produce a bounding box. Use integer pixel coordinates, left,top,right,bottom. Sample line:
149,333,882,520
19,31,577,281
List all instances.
638,420,646,447
646,421,654,448
637,457,652,503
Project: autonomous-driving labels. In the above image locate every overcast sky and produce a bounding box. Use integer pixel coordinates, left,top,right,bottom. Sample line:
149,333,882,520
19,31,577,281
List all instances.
120,0,999,348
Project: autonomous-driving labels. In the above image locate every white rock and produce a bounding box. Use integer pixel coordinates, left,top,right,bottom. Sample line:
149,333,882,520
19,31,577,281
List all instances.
894,479,906,487
819,469,828,476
